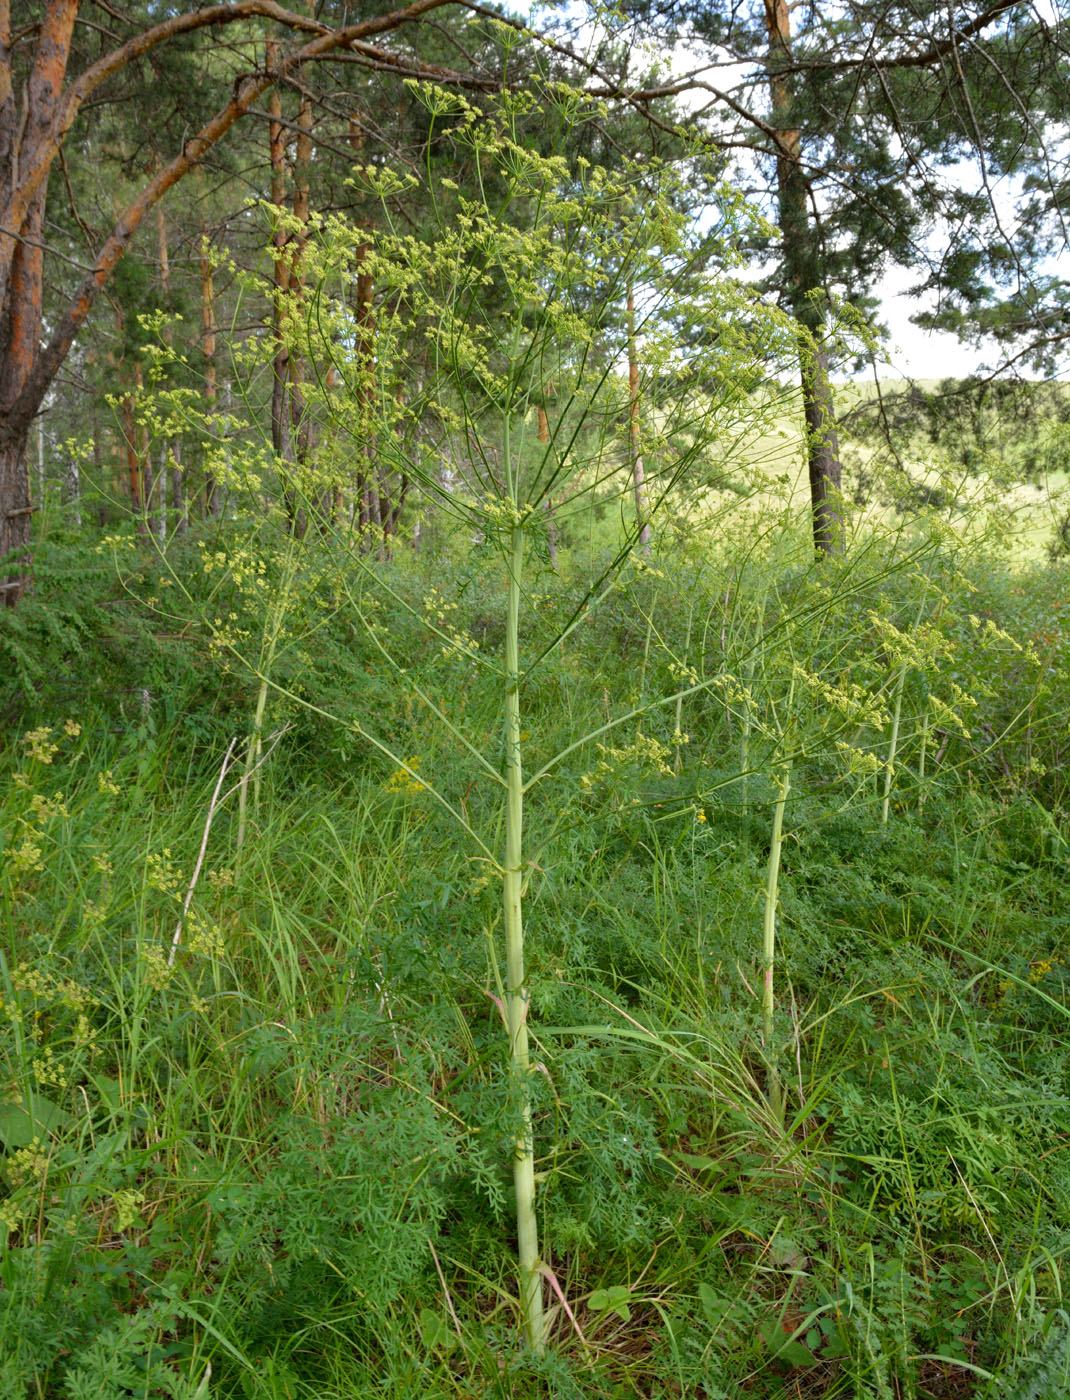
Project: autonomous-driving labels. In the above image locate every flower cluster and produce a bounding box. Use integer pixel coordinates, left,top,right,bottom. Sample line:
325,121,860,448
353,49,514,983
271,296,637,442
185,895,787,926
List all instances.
580,731,674,792
385,756,429,796
423,586,477,661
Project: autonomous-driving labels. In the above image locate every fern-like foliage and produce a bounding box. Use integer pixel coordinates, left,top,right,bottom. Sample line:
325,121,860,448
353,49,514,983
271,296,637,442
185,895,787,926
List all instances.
993,1312,1070,1400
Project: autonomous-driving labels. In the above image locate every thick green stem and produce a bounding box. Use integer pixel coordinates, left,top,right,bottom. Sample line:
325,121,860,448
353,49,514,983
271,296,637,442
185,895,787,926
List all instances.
917,707,930,809
238,644,273,851
881,664,907,825
237,675,270,852
762,766,790,1115
739,651,757,822
503,522,545,1353
673,607,693,774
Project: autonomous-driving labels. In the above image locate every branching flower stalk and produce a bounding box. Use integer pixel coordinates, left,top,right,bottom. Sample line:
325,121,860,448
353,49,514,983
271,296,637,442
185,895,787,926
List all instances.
881,590,930,825
626,282,650,553
125,83,788,1358
761,763,790,1117
673,604,694,774
917,696,931,807
239,596,284,845
739,648,758,820
880,666,907,826
238,540,299,852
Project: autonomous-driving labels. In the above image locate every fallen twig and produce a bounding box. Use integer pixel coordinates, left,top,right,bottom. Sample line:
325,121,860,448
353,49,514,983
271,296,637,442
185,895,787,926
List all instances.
169,737,238,967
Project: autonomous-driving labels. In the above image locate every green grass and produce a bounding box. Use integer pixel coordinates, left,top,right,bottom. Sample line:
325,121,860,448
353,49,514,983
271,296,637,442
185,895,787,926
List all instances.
2,520,1070,1399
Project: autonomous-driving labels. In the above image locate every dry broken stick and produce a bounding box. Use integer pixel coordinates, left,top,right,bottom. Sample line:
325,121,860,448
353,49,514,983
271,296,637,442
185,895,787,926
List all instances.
167,725,293,966
169,737,238,967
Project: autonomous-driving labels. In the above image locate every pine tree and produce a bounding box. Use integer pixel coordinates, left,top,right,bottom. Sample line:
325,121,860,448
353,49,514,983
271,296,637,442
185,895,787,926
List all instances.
615,0,1068,550
0,0,483,601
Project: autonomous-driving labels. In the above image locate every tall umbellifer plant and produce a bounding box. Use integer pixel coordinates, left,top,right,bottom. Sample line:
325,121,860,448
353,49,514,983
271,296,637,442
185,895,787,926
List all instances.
703,538,989,1111
293,82,784,1352
158,78,782,1352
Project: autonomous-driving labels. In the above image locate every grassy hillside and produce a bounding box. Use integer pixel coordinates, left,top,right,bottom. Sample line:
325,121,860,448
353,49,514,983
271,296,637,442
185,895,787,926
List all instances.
2,500,1069,1398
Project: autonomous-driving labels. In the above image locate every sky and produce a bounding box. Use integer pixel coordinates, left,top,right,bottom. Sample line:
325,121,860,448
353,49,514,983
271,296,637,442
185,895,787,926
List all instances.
867,266,991,382
874,247,1070,383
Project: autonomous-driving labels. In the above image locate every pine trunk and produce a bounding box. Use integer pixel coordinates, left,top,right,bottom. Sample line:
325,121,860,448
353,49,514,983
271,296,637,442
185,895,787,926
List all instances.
291,83,312,452
801,344,843,555
282,77,313,538
0,131,50,601
268,41,292,465
0,427,31,602
0,0,475,605
156,200,175,539
765,0,844,556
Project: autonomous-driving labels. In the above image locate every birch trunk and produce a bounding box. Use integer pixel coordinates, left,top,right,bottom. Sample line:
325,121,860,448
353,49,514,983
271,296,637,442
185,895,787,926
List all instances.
63,442,81,527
